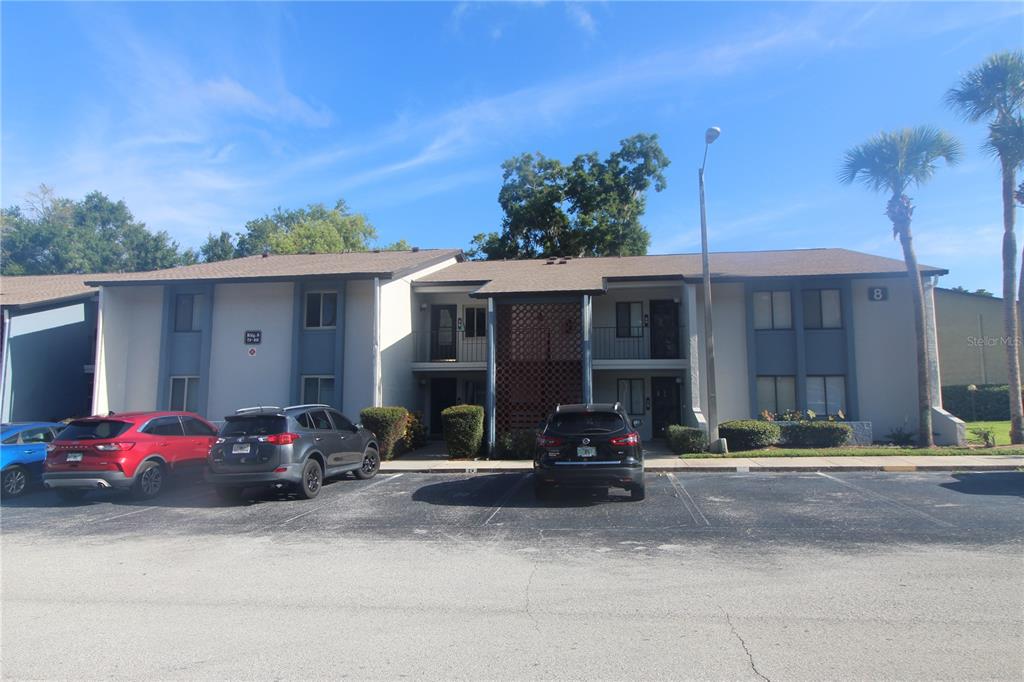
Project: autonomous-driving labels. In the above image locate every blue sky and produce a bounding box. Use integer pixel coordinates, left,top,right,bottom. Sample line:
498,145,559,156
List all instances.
2,2,1021,291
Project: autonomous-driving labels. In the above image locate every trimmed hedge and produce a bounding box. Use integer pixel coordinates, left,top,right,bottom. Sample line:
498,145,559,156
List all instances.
402,410,428,452
495,430,537,460
442,404,484,458
359,407,409,460
666,425,707,454
719,420,781,451
942,384,1013,421
781,421,852,448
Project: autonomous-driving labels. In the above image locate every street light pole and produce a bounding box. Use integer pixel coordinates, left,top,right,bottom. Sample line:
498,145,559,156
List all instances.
698,126,725,452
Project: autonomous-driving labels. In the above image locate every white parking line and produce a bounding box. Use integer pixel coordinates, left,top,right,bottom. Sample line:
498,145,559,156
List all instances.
264,473,405,528
667,473,710,526
815,472,955,528
482,473,530,526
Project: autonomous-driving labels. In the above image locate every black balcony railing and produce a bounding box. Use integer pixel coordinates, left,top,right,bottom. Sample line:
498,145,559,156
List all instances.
413,330,488,363
591,326,686,360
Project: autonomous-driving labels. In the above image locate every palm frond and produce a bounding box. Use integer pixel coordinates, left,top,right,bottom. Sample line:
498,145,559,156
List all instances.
984,115,1024,168
945,50,1024,122
839,127,961,195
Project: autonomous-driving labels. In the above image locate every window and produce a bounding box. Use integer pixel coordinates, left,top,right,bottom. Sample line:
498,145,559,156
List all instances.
616,302,643,338
549,412,627,434
617,378,645,416
20,427,55,443
305,292,338,329
806,376,846,415
169,377,199,412
302,376,335,406
753,291,792,330
143,416,185,437
756,376,796,416
60,419,130,440
803,289,842,329
174,294,202,332
327,410,354,431
308,409,333,430
222,416,287,437
181,417,216,437
464,307,487,338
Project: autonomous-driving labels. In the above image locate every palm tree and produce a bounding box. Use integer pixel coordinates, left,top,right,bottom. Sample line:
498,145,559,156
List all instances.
840,127,962,447
946,51,1024,443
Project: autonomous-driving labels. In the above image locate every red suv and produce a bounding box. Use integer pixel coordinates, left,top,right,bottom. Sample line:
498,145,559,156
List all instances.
43,412,218,502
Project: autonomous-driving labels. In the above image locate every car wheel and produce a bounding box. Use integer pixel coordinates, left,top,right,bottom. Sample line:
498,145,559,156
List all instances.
353,447,380,480
2,465,29,498
628,483,646,501
215,486,245,503
298,458,323,499
132,461,165,500
55,488,88,503
533,477,554,499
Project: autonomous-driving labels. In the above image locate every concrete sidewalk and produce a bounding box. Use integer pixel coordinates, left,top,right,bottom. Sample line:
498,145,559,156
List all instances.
381,453,1024,473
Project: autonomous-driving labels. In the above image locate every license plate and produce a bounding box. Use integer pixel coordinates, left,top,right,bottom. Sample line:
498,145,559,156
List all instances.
232,444,251,454
66,452,83,462
576,446,596,458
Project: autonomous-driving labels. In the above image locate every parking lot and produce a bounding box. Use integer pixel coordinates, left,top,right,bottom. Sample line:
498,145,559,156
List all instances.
3,470,1023,680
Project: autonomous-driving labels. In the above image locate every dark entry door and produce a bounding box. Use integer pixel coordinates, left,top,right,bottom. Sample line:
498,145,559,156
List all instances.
650,300,680,359
431,305,457,361
430,378,458,435
651,377,681,438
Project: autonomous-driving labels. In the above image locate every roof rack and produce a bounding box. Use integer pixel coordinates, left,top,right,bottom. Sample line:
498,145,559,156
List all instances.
554,404,561,413
234,405,283,414
283,404,330,411
613,401,622,412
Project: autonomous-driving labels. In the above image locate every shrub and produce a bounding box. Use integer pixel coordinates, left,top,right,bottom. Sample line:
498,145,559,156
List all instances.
719,419,780,451
359,407,409,460
885,425,916,446
401,410,428,452
666,425,707,454
942,384,1014,421
781,421,852,448
969,426,996,448
495,430,537,460
442,404,484,458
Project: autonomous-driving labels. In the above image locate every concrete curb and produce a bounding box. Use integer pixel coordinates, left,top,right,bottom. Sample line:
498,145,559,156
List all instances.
381,461,1024,474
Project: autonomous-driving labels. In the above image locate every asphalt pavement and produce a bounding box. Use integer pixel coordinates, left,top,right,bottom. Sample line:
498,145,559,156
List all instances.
2,470,1022,680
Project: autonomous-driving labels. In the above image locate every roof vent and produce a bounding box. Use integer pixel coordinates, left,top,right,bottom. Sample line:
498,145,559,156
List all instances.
558,258,568,264
412,246,420,252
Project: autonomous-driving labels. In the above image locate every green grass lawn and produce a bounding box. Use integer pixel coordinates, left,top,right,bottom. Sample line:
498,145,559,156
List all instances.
680,445,1024,458
966,421,1011,446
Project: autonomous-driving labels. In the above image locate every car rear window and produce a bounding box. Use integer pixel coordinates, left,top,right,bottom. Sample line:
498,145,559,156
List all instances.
220,416,287,437
548,412,625,434
59,420,131,440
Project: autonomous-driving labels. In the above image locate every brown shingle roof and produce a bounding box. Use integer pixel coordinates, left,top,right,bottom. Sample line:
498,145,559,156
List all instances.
84,249,463,286
416,248,946,297
0,273,105,308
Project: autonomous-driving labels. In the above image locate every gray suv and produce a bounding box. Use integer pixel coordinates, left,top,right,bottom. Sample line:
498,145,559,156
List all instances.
206,404,379,502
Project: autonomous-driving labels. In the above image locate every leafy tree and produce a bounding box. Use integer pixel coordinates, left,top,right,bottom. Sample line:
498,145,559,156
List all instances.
840,127,962,448
947,50,1024,443
200,231,236,262
469,133,669,260
234,199,376,257
381,238,413,251
1,186,190,274
948,286,996,297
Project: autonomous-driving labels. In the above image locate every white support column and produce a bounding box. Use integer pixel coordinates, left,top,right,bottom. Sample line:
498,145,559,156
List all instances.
0,308,11,422
581,294,593,403
923,276,942,407
685,283,707,432
91,288,106,416
485,297,497,454
372,277,382,407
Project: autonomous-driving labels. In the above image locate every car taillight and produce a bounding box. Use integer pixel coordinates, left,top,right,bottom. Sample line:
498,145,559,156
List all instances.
264,432,300,445
95,442,135,451
215,437,226,444
536,434,564,448
610,432,640,446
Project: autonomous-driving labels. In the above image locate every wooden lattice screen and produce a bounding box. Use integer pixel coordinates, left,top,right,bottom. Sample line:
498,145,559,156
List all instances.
495,302,583,433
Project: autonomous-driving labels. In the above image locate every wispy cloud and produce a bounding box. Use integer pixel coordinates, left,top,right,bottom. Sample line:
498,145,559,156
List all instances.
565,3,597,36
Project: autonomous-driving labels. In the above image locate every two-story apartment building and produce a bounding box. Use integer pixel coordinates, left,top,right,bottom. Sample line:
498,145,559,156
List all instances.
75,246,963,447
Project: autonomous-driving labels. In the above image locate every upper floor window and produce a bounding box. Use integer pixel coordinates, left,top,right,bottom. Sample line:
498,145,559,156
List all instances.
803,289,842,329
305,291,338,329
174,294,202,331
753,291,792,330
616,302,643,338
464,308,487,338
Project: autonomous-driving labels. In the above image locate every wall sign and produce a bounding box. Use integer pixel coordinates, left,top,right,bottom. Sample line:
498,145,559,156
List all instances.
245,330,262,344
247,348,257,357
867,286,889,302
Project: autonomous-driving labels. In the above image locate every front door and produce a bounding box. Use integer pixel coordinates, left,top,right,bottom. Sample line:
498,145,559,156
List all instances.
651,377,681,438
650,300,680,359
431,305,457,361
430,378,458,435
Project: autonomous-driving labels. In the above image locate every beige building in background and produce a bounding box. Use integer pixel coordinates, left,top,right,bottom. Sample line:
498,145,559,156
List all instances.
934,288,1022,386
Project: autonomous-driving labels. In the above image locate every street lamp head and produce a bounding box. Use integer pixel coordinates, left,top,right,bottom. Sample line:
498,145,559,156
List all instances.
705,127,721,145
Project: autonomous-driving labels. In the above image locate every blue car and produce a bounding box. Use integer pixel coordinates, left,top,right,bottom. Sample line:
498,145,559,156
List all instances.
1,422,64,498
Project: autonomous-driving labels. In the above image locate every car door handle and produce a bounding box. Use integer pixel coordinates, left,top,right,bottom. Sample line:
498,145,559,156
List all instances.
314,436,323,441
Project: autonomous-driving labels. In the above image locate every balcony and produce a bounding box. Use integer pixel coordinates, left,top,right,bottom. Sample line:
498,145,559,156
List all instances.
412,330,487,365
592,326,686,361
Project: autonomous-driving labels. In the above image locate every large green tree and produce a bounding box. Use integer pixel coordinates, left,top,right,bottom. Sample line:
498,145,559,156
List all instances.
840,127,962,448
469,133,669,260
1,186,191,275
234,199,377,257
946,50,1024,443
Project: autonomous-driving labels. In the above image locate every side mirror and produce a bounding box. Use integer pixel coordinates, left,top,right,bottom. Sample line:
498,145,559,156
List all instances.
354,423,363,431
632,418,642,428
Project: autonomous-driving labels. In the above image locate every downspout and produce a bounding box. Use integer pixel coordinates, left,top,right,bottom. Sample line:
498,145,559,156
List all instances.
373,277,382,407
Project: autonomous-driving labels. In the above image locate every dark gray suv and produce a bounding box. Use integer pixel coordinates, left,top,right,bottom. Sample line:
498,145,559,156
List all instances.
206,404,379,502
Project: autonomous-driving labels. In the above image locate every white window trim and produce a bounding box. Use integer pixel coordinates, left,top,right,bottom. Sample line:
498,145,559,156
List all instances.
169,375,199,412
304,291,338,330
